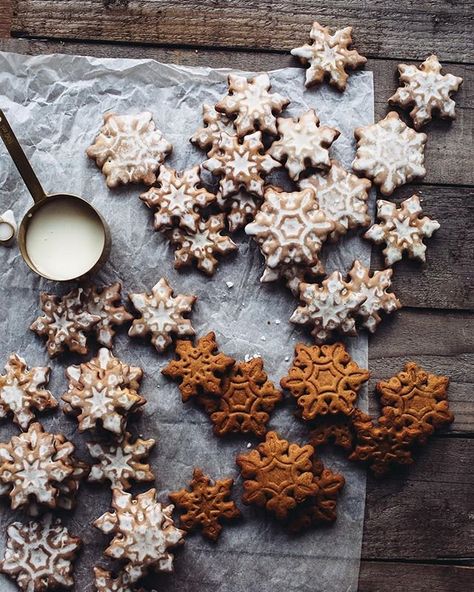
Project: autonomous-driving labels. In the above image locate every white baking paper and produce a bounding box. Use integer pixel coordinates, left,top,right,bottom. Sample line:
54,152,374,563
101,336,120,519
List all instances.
0,51,374,592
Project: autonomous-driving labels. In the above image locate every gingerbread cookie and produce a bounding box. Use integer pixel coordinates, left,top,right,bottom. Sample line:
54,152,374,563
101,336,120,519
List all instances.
170,214,238,276
290,273,365,342
202,131,279,198
0,422,77,514
56,457,89,511
169,468,240,541
217,190,261,233
83,283,133,348
299,160,371,240
389,55,463,130
208,357,282,438
87,111,172,188
63,348,145,435
245,186,334,270
291,21,366,90
309,414,355,451
215,73,289,137
87,432,155,490
347,260,401,333
30,291,100,358
0,353,57,430
93,488,185,582
260,261,326,295
93,568,134,592
352,111,427,196
364,195,440,266
128,278,196,353
281,343,369,421
190,103,235,151
162,332,235,402
236,431,318,519
376,362,452,443
0,516,81,592
268,110,340,180
140,165,216,233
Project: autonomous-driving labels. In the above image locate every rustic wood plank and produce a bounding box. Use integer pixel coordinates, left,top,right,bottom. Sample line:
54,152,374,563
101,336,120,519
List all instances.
1,38,472,187
359,562,474,592
361,437,474,560
0,0,12,38
11,0,474,64
369,308,474,435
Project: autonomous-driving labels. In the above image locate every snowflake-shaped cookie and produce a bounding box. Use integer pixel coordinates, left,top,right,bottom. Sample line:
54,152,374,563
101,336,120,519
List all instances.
290,272,365,342
87,111,172,188
140,165,216,233
260,261,326,295
128,278,196,352
352,111,427,196
170,214,237,276
169,468,240,541
364,195,440,266
56,457,89,512
389,55,463,129
347,260,401,332
190,104,235,151
299,160,371,240
30,291,100,358
0,422,76,514
63,348,145,435
208,357,282,437
93,488,185,582
217,190,261,233
202,131,280,198
280,343,369,420
245,187,334,270
236,431,317,519
83,283,133,349
291,21,366,90
162,332,235,402
377,362,452,443
268,110,340,180
0,354,57,430
87,432,155,490
0,516,81,592
215,73,289,136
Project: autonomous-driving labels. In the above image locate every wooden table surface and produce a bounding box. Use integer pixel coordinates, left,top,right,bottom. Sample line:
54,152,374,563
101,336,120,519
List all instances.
0,1,473,590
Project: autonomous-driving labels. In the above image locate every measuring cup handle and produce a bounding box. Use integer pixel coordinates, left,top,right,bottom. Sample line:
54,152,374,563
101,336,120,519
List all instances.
0,109,46,204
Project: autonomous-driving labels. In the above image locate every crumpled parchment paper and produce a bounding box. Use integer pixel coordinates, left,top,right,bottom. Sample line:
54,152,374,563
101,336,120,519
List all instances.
0,51,374,592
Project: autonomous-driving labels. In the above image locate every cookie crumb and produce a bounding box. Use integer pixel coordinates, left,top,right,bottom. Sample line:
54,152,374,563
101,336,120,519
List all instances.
275,319,281,325
260,336,266,342
225,281,234,288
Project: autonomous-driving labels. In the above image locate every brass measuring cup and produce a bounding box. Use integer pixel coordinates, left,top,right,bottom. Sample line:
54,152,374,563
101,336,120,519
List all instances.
0,108,111,281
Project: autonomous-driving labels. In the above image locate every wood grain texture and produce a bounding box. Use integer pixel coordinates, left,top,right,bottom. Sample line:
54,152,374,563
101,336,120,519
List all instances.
359,562,474,592
368,308,474,435
0,0,12,37
11,0,474,63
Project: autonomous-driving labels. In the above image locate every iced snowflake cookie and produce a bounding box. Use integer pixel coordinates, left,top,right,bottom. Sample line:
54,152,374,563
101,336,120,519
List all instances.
63,348,145,435
140,165,216,233
170,214,238,276
30,291,100,358
93,567,154,592
268,110,340,180
245,186,334,271
169,468,240,541
87,111,172,188
0,354,56,430
260,261,326,295
162,332,235,402
291,21,366,90
0,516,81,592
93,488,185,582
202,131,280,198
352,111,427,196
280,343,369,420
0,422,82,514
364,195,440,266
389,55,463,129
87,432,155,490
190,104,235,151
215,73,289,137
299,160,371,240
217,190,261,232
236,431,318,520
128,278,196,353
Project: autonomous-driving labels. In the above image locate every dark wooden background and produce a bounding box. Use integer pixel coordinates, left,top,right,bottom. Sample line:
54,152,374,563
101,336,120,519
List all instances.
0,1,473,590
